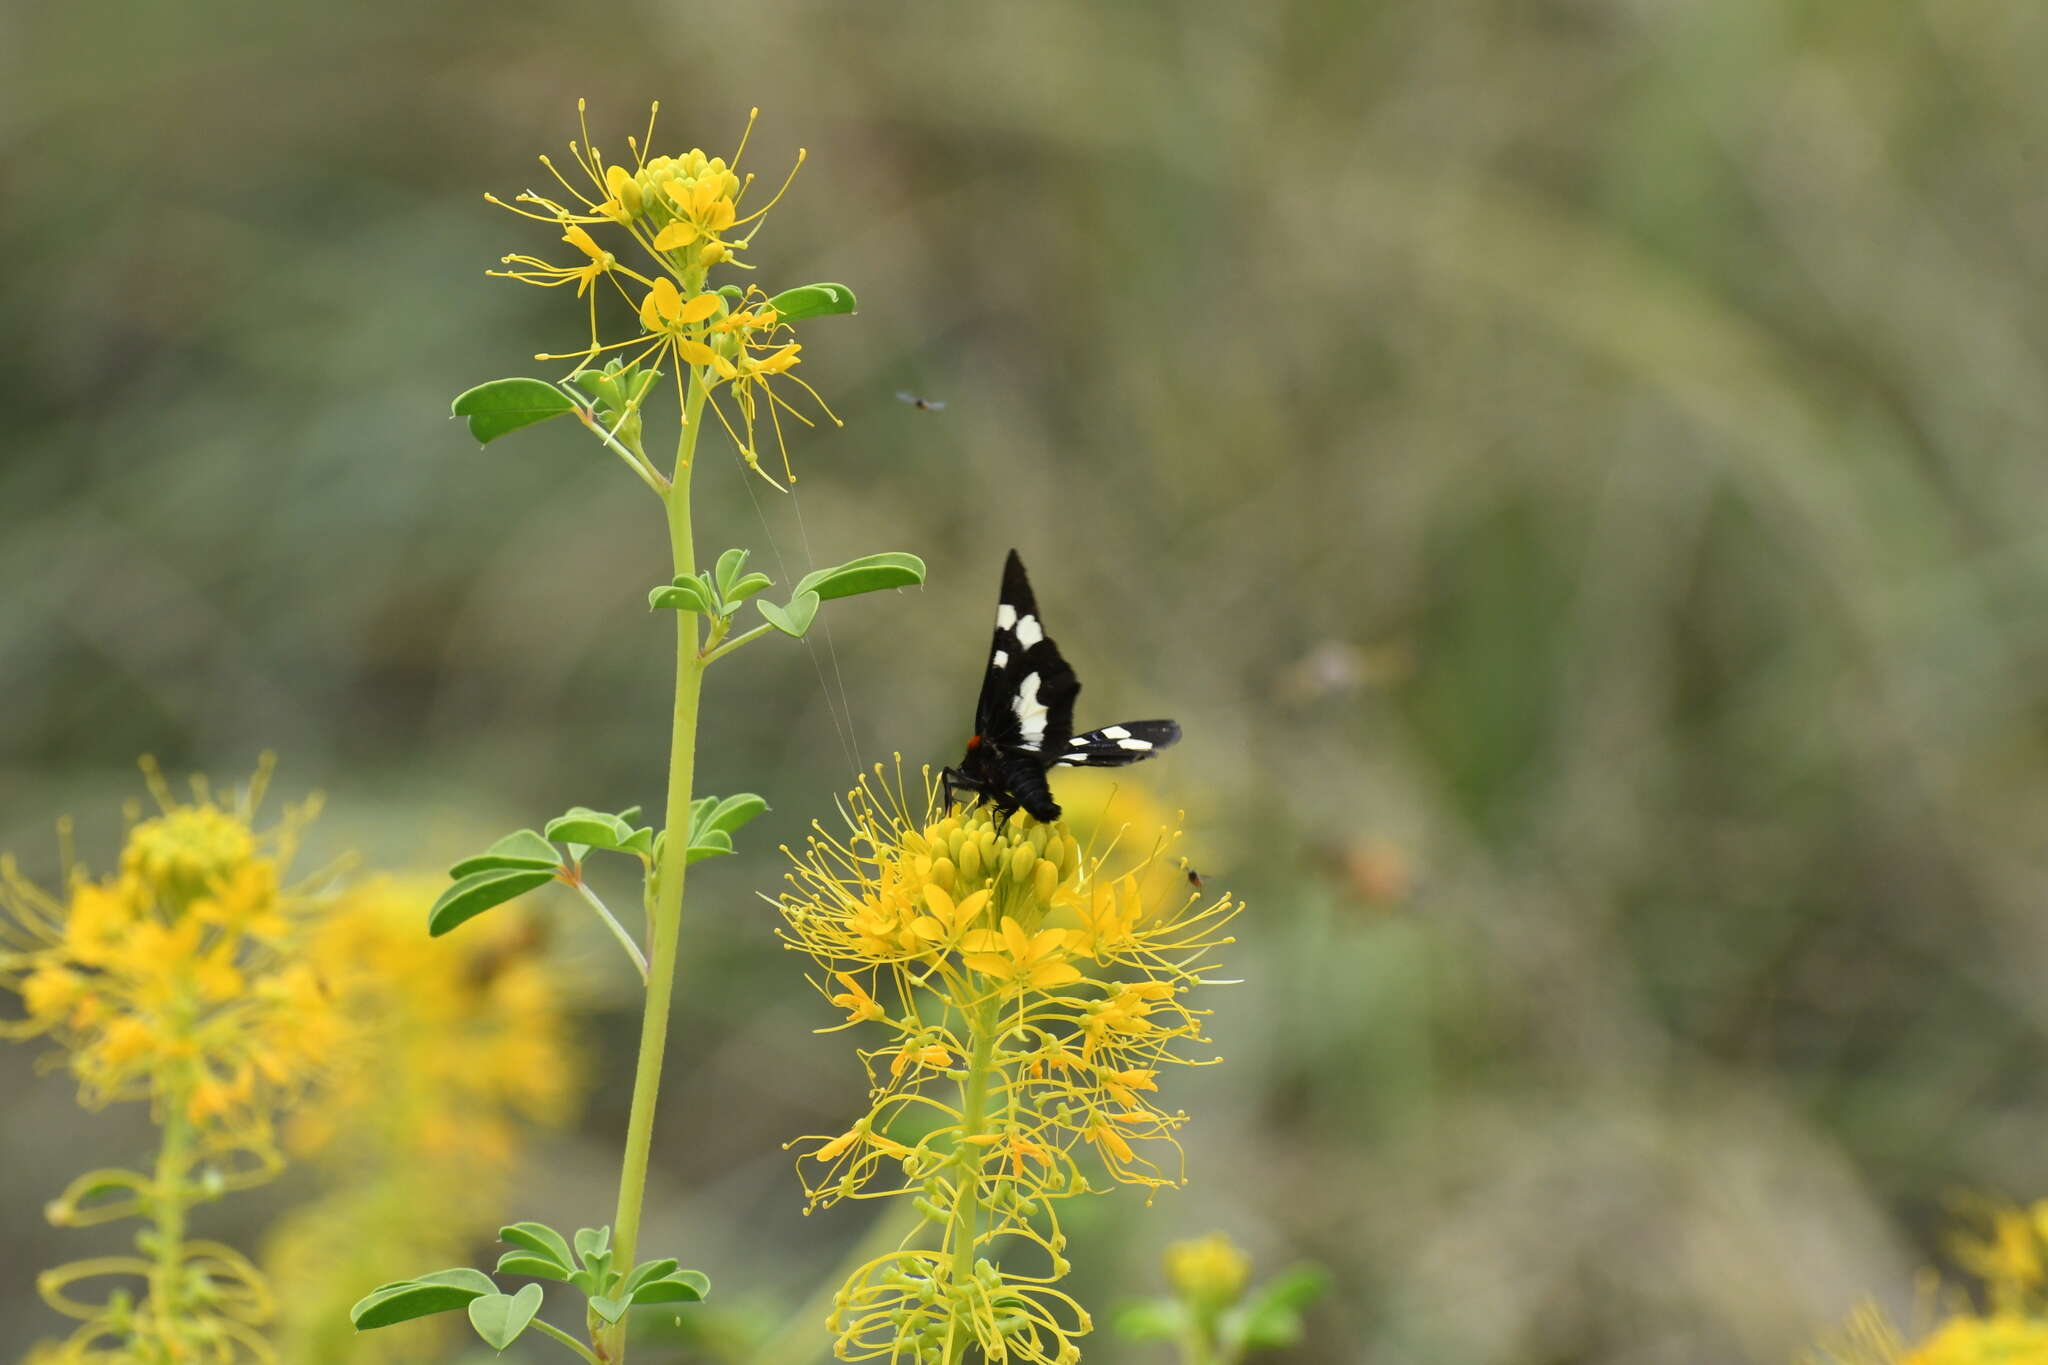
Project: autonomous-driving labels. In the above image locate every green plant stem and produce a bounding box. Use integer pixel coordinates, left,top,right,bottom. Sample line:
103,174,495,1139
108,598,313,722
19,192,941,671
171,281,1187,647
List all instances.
148,1102,193,1345
702,621,774,665
946,997,999,1362
604,365,710,1363
534,1317,605,1364
569,877,650,983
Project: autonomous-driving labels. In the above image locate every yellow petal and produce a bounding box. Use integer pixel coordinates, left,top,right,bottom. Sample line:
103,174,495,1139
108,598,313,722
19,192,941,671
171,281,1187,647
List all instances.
677,291,719,324
704,199,737,232
561,224,604,260
711,354,739,380
650,276,682,322
653,222,697,251
922,884,957,921
755,343,801,375
676,338,719,367
639,288,662,332
1029,962,1083,989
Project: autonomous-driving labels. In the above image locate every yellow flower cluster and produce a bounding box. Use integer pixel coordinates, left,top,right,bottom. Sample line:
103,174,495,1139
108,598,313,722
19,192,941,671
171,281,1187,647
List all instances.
1809,1199,2048,1365
266,879,581,1365
489,101,833,485
780,763,1240,1364
1,760,334,1364
1,760,335,1156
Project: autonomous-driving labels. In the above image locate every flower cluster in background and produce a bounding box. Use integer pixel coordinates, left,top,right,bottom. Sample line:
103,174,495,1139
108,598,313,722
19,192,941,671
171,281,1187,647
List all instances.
265,878,581,1365
1808,1198,2048,1364
1,768,584,1364
0,760,333,1363
779,763,1239,1364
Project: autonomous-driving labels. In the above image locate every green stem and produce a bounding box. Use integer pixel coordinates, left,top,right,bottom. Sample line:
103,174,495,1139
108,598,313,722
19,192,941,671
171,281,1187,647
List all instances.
534,1317,605,1365
568,876,650,983
605,365,710,1363
946,998,999,1362
701,621,774,665
148,1100,193,1346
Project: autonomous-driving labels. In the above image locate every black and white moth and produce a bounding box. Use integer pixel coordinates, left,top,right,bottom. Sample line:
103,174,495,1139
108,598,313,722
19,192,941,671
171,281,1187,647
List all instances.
942,550,1181,822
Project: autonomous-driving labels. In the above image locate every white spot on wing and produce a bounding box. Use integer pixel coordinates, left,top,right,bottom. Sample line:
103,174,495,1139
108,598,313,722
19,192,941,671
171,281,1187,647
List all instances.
1014,671,1048,748
1116,737,1153,751
991,649,1008,669
1015,614,1043,648
1100,725,1130,739
996,604,1018,630
1069,735,1088,747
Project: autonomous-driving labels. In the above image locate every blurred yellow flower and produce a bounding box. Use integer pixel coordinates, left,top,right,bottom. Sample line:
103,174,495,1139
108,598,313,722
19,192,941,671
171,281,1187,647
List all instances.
1165,1232,1252,1306
266,879,581,1364
3,759,330,1365
1,758,333,1153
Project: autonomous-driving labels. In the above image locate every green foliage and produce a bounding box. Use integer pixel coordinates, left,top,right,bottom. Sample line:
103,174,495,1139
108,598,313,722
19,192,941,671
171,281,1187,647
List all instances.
765,282,858,321
349,1267,497,1329
756,590,820,639
428,867,557,937
448,830,562,878
361,1222,709,1352
450,378,577,445
1117,1256,1328,1365
795,551,927,601
467,1283,543,1350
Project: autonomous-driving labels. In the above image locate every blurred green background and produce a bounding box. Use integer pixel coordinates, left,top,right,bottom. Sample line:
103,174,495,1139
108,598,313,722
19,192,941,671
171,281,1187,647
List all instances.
7,1,2048,1360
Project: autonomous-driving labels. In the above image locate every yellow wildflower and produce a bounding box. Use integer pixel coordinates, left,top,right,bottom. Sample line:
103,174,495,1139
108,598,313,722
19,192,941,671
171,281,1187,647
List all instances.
781,760,1239,1364
1164,1232,1252,1306
265,879,581,1364
486,101,837,486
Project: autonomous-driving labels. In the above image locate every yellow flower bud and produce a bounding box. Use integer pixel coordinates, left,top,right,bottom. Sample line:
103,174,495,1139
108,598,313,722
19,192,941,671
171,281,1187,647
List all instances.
929,858,956,892
1033,860,1059,905
1164,1233,1250,1306
605,165,643,218
958,838,982,882
1010,845,1037,883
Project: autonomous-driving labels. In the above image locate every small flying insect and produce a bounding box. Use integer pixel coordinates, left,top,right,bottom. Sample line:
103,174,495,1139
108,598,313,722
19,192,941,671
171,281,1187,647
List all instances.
1183,863,1205,890
896,391,947,412
942,550,1181,823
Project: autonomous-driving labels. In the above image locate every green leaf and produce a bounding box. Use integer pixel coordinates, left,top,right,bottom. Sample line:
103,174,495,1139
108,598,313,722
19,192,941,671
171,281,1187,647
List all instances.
429,868,556,937
1114,1300,1187,1342
623,1258,679,1294
649,575,718,615
1256,1265,1330,1312
1235,1301,1305,1350
468,1283,544,1351
703,794,768,838
616,805,643,825
498,1223,573,1268
631,1269,710,1305
619,827,655,858
794,552,927,601
544,808,633,850
351,1268,497,1329
449,830,562,879
765,282,858,322
757,590,820,639
714,548,752,599
494,1254,571,1282
451,379,578,445
724,572,774,605
590,1294,630,1324
573,1227,612,1265
687,829,735,863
